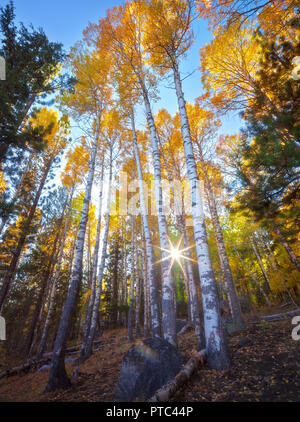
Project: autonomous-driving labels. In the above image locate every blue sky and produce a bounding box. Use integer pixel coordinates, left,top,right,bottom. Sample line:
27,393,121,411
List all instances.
11,0,241,135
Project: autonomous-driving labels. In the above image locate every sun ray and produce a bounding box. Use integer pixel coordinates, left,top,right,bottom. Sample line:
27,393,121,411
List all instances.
153,255,173,265
179,243,196,254
179,255,198,264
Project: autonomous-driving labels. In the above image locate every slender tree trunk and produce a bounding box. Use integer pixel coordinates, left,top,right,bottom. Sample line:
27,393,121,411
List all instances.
262,235,297,307
27,216,65,358
141,228,151,337
179,215,205,349
87,222,91,285
0,159,53,312
250,235,272,294
172,62,229,369
79,161,104,360
273,225,300,274
131,110,161,338
81,151,112,361
232,244,272,307
141,91,176,346
45,125,99,392
37,186,75,360
112,243,119,326
157,133,204,347
122,219,128,327
135,228,141,337
128,215,136,342
203,171,245,330
68,226,78,280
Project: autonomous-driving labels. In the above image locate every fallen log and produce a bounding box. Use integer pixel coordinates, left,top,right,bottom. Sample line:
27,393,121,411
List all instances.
260,309,300,322
177,323,193,336
0,338,103,381
0,358,51,381
279,302,292,308
148,349,206,402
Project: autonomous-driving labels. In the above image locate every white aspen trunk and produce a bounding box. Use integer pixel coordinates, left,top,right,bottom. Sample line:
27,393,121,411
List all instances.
141,89,176,346
173,63,229,369
128,215,136,341
79,160,104,360
134,229,141,337
117,222,125,326
81,151,112,360
157,134,204,347
179,215,205,349
86,223,91,284
141,228,151,337
68,226,78,281
35,187,74,359
202,167,245,330
122,219,128,326
131,110,161,338
45,123,99,392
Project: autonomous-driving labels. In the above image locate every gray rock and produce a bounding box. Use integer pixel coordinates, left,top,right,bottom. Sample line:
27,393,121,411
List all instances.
114,337,184,402
234,336,250,348
224,321,243,337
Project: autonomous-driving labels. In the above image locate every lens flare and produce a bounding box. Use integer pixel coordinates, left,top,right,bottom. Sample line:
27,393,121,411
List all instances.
170,248,180,260
153,236,197,276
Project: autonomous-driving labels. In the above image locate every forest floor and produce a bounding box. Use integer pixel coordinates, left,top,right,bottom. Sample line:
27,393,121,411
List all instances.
0,308,299,402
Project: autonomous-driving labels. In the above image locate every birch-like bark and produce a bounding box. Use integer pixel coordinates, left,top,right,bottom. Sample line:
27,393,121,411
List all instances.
131,110,161,338
79,161,104,360
141,228,151,337
203,172,245,330
122,219,128,326
118,221,127,326
81,152,112,360
68,226,78,280
37,186,75,360
128,215,136,342
179,215,205,349
112,240,119,326
0,158,53,312
45,124,99,392
157,133,204,346
134,229,141,337
173,62,229,369
141,91,176,346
